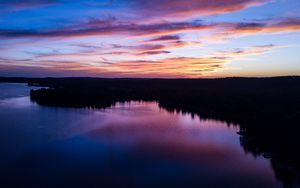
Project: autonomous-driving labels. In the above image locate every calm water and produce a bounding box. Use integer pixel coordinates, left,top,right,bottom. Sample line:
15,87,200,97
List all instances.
0,83,282,187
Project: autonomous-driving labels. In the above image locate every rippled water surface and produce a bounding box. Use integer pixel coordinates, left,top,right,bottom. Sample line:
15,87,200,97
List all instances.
0,83,282,187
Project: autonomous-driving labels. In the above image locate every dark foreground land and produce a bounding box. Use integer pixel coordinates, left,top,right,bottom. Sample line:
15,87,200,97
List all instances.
1,76,300,186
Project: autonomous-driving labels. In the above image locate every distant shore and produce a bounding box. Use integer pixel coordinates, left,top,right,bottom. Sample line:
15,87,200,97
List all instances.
1,76,298,121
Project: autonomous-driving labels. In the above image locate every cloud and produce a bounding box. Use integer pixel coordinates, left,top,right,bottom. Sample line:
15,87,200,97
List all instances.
25,39,201,60
1,0,267,19
211,18,300,41
127,41,201,55
0,55,226,78
139,34,202,50
0,43,284,78
129,0,269,21
198,18,300,43
0,0,270,19
137,51,171,56
234,18,300,33
1,0,300,78
2,17,300,42
212,44,282,59
0,19,214,39
146,35,181,42
89,57,226,78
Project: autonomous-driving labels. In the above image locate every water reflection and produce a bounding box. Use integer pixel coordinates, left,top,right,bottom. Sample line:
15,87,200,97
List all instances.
0,83,285,187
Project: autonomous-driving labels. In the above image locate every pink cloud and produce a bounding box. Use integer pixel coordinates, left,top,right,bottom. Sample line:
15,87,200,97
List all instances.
130,0,269,21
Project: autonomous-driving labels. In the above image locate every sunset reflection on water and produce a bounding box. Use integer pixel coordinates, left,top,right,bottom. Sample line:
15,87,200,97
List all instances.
0,84,282,188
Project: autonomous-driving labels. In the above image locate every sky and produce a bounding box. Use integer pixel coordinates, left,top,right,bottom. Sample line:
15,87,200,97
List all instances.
0,0,300,78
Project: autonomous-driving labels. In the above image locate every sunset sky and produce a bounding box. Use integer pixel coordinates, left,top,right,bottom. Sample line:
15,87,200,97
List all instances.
0,0,300,78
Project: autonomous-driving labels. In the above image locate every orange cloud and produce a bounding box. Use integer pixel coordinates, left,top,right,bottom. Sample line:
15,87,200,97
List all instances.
0,43,284,78
0,56,226,78
88,57,226,78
